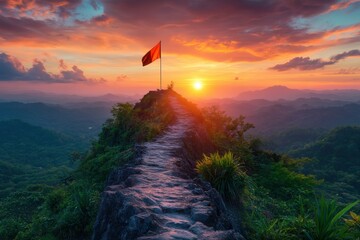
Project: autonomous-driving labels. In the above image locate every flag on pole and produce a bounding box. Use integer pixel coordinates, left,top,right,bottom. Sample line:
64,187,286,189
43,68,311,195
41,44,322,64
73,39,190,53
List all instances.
142,41,161,66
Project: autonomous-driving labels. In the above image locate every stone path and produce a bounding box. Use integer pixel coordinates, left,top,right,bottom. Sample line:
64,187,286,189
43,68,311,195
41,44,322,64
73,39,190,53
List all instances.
92,96,242,240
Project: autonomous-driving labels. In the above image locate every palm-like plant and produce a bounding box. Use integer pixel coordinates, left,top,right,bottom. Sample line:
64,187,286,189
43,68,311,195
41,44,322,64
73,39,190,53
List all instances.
305,196,359,240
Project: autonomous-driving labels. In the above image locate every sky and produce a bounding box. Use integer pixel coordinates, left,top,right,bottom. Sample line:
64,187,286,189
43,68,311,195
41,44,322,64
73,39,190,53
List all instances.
0,0,360,98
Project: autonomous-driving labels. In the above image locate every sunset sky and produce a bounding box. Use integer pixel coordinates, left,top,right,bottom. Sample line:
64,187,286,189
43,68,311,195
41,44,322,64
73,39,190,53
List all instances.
0,0,360,98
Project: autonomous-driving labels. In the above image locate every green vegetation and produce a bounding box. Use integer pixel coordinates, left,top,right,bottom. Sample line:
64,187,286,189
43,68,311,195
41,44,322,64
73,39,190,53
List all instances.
264,128,325,152
0,119,82,167
0,120,85,199
0,102,111,138
1,90,359,239
198,106,359,239
0,90,175,240
196,152,244,199
305,197,359,240
0,120,88,240
344,211,360,237
291,126,360,204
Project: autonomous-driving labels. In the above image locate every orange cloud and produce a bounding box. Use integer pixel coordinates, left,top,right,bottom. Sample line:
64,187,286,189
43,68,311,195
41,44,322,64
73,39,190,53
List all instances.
1,0,358,64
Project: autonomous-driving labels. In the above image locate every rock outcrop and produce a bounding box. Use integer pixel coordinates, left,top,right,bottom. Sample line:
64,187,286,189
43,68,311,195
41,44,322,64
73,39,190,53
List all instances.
92,94,245,240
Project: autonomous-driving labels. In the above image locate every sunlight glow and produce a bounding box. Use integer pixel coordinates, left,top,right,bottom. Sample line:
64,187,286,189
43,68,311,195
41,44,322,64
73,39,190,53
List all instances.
193,81,203,90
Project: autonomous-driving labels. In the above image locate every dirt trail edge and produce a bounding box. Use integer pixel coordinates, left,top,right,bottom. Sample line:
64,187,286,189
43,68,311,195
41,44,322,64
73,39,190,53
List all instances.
92,96,245,240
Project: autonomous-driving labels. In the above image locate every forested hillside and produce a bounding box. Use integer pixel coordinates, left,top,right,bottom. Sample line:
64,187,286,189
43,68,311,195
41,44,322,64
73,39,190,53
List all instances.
0,102,111,138
291,126,360,204
248,103,360,134
0,119,82,167
0,120,89,199
0,119,92,239
201,98,360,136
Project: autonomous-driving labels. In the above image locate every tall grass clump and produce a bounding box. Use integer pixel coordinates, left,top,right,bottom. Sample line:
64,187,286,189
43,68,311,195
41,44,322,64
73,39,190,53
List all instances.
305,196,359,240
196,151,245,200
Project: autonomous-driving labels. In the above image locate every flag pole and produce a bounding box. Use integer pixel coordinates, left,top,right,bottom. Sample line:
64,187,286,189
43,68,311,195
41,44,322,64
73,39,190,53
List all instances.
160,41,162,90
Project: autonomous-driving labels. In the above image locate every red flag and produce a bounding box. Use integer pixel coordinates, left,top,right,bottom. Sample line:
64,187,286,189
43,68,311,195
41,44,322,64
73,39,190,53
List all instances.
142,41,161,66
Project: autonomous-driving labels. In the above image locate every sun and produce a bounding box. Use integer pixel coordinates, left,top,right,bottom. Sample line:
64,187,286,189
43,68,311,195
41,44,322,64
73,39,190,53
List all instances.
193,81,203,90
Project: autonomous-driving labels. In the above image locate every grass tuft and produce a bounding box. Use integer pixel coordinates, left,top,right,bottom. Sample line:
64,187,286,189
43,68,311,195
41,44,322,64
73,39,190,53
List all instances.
196,151,245,200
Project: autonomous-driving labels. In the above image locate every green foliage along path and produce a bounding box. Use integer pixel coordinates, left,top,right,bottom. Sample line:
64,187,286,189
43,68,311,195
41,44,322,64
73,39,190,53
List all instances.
1,89,358,240
291,126,360,203
92,94,243,239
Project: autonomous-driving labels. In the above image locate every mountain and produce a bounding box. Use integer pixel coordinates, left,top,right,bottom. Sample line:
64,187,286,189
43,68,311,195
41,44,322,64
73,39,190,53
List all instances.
0,91,139,105
0,119,83,167
0,120,85,198
199,98,275,117
237,85,360,101
199,97,360,135
290,126,360,203
237,85,307,100
0,102,112,138
247,103,360,134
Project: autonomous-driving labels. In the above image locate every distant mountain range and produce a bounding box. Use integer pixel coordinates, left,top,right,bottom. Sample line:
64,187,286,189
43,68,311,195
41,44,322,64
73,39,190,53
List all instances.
0,91,140,105
0,102,112,138
237,85,360,101
247,102,360,134
200,94,360,136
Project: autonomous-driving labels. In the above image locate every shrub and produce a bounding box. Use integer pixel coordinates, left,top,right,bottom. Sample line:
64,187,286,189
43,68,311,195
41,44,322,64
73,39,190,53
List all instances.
255,162,317,200
305,196,360,240
0,218,25,240
344,211,360,238
196,152,245,200
46,188,66,213
250,217,295,240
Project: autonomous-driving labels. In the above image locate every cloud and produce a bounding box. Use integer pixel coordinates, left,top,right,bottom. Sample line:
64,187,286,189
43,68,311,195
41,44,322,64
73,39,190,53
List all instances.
91,14,111,24
27,59,54,81
336,67,360,75
116,75,128,82
326,0,360,13
270,57,334,71
0,0,82,20
330,49,360,61
60,65,88,82
0,52,97,82
0,1,91,45
0,52,26,80
0,15,57,41
59,59,68,70
97,0,346,61
90,0,101,10
1,0,359,63
270,49,360,71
